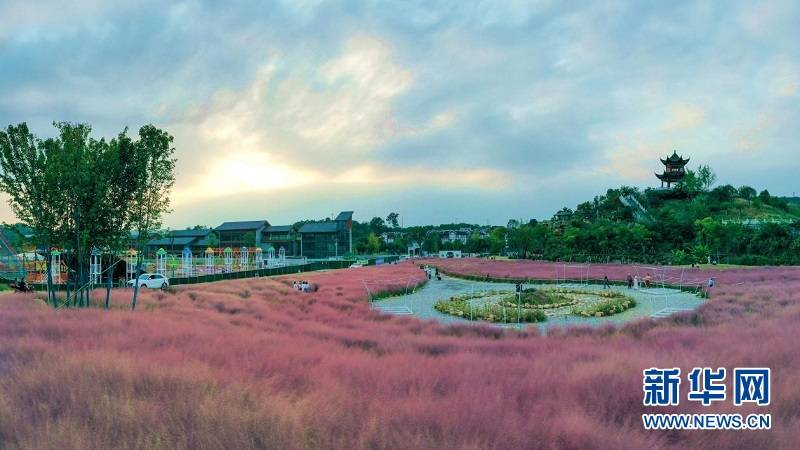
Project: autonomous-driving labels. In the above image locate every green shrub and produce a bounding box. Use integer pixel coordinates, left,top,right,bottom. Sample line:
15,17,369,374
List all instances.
434,298,546,323
571,296,636,317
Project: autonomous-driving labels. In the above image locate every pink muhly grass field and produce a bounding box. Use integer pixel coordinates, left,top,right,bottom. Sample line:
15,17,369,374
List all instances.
1,260,799,449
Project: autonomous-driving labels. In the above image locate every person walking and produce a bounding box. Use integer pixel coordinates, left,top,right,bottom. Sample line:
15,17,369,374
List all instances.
626,273,633,289
603,274,610,289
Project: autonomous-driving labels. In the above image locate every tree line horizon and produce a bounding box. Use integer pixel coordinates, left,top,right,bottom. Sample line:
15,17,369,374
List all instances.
1,121,798,309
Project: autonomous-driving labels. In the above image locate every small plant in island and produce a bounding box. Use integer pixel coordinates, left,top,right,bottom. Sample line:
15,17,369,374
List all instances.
434,296,547,323
571,295,637,317
497,288,578,309
436,286,638,322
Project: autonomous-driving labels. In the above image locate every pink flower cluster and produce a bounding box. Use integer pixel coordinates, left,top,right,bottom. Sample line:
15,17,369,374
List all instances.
0,259,798,448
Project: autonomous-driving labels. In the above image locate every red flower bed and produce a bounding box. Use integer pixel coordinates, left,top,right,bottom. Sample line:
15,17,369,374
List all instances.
0,260,798,449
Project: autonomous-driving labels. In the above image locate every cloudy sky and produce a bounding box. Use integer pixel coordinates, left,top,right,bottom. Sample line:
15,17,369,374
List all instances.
1,0,798,227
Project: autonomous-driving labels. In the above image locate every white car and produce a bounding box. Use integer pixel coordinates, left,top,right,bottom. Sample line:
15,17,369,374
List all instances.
349,263,364,268
127,273,169,289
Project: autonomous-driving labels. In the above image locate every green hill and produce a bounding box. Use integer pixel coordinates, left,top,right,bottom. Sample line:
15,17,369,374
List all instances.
506,181,800,266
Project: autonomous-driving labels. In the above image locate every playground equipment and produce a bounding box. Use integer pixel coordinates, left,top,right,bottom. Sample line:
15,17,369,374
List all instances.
240,246,249,271
90,247,102,284
182,247,193,276
155,248,167,275
223,247,233,271
126,249,138,282
205,247,214,273
50,250,62,284
0,232,25,280
254,247,264,269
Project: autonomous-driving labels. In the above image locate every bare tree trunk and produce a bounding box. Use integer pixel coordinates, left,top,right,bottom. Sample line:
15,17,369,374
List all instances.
45,247,55,307
65,264,72,307
105,257,112,309
131,253,142,311
79,259,86,307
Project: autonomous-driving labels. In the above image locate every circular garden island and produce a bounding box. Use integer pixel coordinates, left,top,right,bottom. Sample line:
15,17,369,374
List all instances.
433,287,637,324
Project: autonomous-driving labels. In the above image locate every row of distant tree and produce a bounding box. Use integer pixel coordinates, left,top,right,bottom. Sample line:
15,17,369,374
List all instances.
338,166,800,265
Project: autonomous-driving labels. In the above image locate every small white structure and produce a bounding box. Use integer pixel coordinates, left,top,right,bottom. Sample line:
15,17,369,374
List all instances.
182,247,193,276
223,247,233,271
278,246,286,262
254,247,264,269
50,249,62,283
90,247,102,284
240,246,249,270
126,249,139,282
205,247,214,273
438,250,462,259
156,248,167,275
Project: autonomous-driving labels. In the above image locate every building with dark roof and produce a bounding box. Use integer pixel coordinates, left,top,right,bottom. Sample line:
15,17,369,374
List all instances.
335,211,354,221
262,225,299,257
298,211,353,259
146,228,212,253
214,220,269,249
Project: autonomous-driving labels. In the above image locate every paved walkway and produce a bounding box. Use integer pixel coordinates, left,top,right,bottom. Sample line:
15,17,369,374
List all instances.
373,276,705,331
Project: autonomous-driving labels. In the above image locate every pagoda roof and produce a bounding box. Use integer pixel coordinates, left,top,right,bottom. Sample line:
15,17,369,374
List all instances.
655,171,686,181
660,150,690,165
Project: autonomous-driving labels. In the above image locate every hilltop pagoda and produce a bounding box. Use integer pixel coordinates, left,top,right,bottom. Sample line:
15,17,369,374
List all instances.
655,150,690,188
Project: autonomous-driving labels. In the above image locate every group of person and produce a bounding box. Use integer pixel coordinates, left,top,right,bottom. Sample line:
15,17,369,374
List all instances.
292,280,317,292
420,265,441,281
624,273,652,289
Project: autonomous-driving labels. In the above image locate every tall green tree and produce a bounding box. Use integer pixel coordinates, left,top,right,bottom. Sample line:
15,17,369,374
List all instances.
206,232,219,248
0,122,153,307
368,217,386,233
242,231,257,247
129,125,176,311
696,165,717,192
0,124,65,305
365,232,381,254
385,212,400,228
739,186,756,202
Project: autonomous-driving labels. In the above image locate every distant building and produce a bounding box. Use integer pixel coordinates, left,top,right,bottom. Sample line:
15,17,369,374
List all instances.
407,241,421,257
655,150,690,188
438,250,462,258
440,229,471,245
214,220,269,249
380,231,405,243
552,209,573,229
146,229,212,254
298,211,353,259
262,225,299,256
